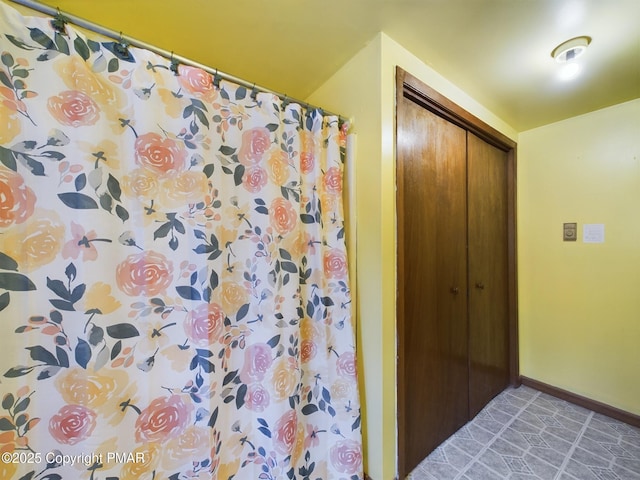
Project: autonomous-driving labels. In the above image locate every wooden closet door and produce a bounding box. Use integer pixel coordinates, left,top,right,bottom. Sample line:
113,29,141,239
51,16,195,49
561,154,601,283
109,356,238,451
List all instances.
397,95,468,473
467,132,510,417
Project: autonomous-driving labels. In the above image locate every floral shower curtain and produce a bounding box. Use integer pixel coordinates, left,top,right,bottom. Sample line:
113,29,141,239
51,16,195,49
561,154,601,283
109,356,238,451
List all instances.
0,2,362,479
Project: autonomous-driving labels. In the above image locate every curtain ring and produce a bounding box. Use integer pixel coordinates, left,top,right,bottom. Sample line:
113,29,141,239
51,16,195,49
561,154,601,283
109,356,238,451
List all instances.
169,51,179,76
114,31,129,57
250,83,258,101
51,7,67,34
213,69,221,89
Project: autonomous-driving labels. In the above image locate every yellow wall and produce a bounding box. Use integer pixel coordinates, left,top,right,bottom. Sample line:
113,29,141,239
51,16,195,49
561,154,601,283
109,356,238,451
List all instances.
518,99,640,415
308,32,518,479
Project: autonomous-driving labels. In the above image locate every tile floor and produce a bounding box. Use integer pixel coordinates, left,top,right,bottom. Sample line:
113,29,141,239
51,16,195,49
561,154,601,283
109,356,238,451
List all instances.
407,385,640,480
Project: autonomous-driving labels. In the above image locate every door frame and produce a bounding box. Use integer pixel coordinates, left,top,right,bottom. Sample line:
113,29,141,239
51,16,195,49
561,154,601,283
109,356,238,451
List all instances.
396,67,519,479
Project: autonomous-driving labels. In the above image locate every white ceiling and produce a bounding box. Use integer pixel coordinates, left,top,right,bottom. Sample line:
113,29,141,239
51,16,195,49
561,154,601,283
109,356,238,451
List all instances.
20,0,640,131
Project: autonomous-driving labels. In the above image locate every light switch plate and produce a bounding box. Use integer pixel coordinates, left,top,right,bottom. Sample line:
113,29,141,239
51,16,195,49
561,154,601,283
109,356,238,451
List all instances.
563,222,577,241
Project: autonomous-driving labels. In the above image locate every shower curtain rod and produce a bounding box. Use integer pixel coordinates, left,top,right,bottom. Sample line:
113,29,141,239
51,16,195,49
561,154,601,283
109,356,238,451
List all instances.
8,0,348,123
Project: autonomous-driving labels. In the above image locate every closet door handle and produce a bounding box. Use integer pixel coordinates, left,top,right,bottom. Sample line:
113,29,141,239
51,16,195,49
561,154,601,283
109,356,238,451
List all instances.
450,287,460,295
475,282,485,290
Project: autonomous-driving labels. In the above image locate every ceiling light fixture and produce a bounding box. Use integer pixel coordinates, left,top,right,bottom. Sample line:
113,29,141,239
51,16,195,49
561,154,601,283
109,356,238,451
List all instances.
551,36,591,63
551,36,591,81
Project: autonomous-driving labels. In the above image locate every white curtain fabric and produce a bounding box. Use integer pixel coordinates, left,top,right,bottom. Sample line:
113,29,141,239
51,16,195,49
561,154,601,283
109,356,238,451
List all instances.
0,2,363,479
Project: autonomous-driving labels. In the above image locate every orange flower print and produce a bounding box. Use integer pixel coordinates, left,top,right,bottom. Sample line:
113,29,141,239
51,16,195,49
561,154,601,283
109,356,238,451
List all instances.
330,439,362,475
48,404,97,445
139,320,171,354
323,166,343,195
301,339,317,363
245,383,270,412
122,167,159,200
283,229,315,258
178,65,216,100
0,429,15,454
184,303,224,347
162,425,210,471
216,225,237,249
300,317,320,342
300,130,317,174
134,132,187,176
47,90,100,127
273,409,298,455
336,352,357,379
162,344,193,372
134,395,192,443
84,282,121,314
0,460,16,479
56,368,127,410
158,170,208,208
323,248,348,279
158,88,183,118
55,56,124,110
242,165,268,193
330,377,354,403
77,139,120,169
320,189,339,215
2,209,65,272
120,443,161,480
267,149,290,186
271,357,298,400
291,422,306,466
116,250,173,297
0,101,21,144
239,343,273,383
219,281,248,315
269,197,297,236
0,165,36,227
216,460,241,480
238,127,271,166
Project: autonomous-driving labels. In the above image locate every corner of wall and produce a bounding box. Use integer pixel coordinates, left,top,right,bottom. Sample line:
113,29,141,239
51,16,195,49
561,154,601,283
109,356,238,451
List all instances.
306,33,390,480
517,99,640,415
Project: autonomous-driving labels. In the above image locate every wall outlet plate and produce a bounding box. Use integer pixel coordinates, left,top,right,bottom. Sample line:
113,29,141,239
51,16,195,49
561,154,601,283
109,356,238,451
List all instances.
563,222,577,241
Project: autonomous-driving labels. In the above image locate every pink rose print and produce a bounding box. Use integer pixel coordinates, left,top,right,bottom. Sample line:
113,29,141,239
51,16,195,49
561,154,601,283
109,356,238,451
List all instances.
238,127,271,166
273,409,298,455
134,132,187,175
323,248,348,279
243,166,268,193
135,395,192,443
49,404,97,445
330,439,362,475
116,250,173,297
336,352,357,379
0,166,35,227
269,197,297,236
300,131,316,174
47,90,100,127
178,65,214,97
245,383,270,412
239,343,273,383
323,166,342,194
301,340,317,363
184,303,224,346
